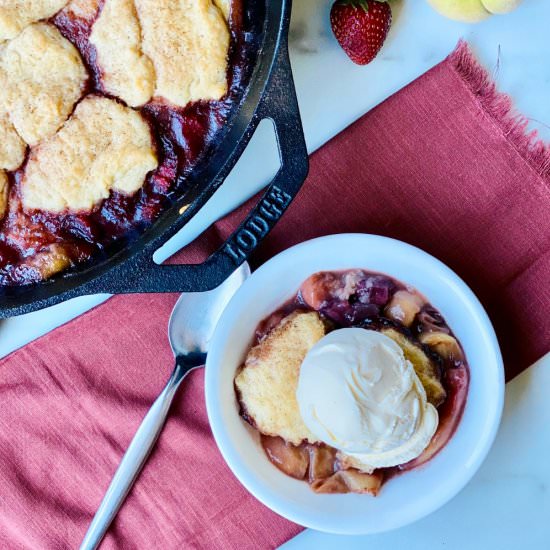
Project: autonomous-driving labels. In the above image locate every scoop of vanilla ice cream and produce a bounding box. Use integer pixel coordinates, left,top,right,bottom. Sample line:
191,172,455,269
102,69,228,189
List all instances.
296,328,438,469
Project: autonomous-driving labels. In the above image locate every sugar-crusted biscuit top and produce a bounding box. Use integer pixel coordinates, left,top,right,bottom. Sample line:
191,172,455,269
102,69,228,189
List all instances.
0,23,87,146
0,0,68,42
0,113,25,170
90,0,155,107
21,96,158,213
0,170,8,219
135,0,229,107
235,311,326,446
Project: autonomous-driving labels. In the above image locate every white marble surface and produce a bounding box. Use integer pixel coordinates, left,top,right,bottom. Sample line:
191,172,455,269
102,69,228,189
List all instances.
1,0,549,547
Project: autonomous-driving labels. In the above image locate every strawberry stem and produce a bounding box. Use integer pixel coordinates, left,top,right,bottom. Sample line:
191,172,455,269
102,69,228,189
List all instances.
340,0,370,14
339,0,389,14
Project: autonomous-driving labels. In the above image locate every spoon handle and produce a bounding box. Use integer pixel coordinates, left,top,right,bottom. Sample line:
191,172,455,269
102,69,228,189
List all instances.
80,356,203,550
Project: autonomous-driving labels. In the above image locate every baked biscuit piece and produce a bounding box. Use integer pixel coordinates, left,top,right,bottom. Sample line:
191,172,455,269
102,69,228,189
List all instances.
382,328,446,407
0,170,8,219
235,311,326,446
0,0,68,42
214,0,230,20
0,113,25,170
135,0,229,106
0,23,87,146
21,96,158,213
90,0,155,107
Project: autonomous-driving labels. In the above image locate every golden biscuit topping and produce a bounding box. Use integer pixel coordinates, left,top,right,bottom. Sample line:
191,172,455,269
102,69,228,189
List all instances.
135,0,229,106
0,112,25,170
91,0,231,108
21,96,158,213
0,22,87,146
235,312,326,446
90,0,155,107
0,0,237,284
0,0,68,41
214,0,230,19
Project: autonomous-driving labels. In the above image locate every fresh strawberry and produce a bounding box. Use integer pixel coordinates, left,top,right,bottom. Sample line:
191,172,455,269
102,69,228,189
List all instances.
330,0,392,65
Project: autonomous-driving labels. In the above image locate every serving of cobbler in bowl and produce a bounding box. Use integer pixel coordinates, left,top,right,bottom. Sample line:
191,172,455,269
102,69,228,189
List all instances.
0,0,258,286
205,234,504,534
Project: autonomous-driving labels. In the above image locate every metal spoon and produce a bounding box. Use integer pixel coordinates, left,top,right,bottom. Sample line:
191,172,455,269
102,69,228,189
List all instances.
80,263,251,550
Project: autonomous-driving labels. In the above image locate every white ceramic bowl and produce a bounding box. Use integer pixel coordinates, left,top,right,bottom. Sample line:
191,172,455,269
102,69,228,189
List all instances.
205,234,504,535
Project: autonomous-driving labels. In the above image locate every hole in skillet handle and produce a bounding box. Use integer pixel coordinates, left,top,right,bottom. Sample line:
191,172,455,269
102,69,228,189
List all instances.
125,33,309,294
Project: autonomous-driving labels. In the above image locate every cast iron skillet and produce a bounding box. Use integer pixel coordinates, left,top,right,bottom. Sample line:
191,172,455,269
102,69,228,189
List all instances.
0,0,307,319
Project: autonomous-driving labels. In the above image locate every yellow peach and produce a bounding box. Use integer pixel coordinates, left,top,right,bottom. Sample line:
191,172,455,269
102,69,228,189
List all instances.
427,0,490,22
427,0,523,21
481,0,523,14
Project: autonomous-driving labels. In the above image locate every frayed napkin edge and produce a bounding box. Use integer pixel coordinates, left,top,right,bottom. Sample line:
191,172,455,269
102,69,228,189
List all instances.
448,40,550,184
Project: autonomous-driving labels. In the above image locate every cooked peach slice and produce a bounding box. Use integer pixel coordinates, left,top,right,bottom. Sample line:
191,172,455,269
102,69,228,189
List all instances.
308,445,337,482
312,469,383,495
384,290,425,327
420,332,464,363
261,435,309,480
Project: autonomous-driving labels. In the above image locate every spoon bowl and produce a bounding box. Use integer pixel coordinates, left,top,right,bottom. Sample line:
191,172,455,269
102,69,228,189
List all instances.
169,263,251,357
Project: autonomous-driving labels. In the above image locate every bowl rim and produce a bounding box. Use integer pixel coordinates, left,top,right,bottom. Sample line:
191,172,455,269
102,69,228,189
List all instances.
205,233,505,535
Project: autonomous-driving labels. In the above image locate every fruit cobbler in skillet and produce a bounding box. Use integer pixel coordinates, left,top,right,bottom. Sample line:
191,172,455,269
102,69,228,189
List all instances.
0,0,255,285
235,270,470,495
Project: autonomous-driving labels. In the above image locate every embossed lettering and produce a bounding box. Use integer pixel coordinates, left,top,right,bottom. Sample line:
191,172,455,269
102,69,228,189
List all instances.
248,215,269,235
224,243,244,263
223,185,293,265
236,229,258,251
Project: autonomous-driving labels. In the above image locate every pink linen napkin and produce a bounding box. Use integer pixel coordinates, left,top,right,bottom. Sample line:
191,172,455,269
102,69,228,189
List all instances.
0,41,549,548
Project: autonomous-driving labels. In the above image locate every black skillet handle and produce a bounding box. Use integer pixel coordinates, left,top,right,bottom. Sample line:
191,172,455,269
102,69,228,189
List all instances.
135,38,308,293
